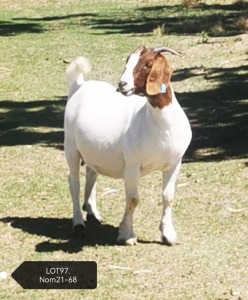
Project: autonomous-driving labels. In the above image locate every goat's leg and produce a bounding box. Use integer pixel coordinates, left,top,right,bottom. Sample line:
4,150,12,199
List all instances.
117,165,140,246
82,166,102,222
65,144,85,237
160,161,182,246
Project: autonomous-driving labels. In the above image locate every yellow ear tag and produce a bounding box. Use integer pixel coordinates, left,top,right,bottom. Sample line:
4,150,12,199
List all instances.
160,83,167,93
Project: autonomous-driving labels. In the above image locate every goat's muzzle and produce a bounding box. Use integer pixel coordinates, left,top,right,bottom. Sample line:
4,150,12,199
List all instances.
117,81,134,96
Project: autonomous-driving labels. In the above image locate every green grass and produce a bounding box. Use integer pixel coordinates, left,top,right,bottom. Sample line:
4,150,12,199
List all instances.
0,0,248,299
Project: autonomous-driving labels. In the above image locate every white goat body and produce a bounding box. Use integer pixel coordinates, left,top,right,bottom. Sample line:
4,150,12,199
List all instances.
64,50,192,246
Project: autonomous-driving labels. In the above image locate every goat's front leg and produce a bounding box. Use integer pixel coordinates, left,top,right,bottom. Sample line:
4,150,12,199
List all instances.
83,166,102,222
160,161,182,246
117,165,140,246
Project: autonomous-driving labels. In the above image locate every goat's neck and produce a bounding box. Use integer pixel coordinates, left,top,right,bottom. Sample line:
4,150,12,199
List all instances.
146,85,177,129
147,83,173,109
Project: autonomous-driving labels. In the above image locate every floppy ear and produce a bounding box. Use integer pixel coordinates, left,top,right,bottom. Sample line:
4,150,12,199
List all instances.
146,56,166,95
146,55,172,96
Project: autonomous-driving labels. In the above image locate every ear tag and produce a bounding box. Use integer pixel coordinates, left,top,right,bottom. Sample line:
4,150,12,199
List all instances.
160,83,167,94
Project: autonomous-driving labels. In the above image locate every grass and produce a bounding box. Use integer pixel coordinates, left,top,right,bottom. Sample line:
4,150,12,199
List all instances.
0,0,248,299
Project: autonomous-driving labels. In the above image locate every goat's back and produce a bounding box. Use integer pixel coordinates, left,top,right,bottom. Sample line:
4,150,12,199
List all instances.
64,80,146,178
65,80,145,129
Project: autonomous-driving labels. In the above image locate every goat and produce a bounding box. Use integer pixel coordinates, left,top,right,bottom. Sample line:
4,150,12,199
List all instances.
64,46,192,246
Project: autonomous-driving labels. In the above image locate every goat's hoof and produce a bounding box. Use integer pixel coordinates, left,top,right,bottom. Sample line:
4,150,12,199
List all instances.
86,213,102,224
125,237,138,246
72,224,86,238
82,204,102,223
161,236,174,246
117,236,138,246
160,225,177,246
161,231,177,246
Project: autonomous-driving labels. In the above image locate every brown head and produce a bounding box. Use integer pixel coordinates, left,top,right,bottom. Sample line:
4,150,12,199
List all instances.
118,46,180,109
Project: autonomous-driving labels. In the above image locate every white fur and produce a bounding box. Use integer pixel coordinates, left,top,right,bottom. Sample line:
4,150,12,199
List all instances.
119,53,140,95
66,56,91,98
64,55,192,245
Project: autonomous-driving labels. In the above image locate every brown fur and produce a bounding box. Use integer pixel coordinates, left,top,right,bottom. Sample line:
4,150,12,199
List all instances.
133,48,173,109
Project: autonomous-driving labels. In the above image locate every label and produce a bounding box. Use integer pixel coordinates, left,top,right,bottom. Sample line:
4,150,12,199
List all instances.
11,261,97,289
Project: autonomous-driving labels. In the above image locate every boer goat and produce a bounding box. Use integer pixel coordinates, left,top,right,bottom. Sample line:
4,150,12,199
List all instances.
64,46,192,246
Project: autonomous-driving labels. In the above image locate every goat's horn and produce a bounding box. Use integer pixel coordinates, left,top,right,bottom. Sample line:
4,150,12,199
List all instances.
154,46,181,56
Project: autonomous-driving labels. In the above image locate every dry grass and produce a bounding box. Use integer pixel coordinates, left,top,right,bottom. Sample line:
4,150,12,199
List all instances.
236,16,248,32
153,23,167,36
182,0,200,9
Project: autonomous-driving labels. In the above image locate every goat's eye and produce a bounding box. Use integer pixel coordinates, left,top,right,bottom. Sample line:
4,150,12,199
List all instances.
145,61,152,69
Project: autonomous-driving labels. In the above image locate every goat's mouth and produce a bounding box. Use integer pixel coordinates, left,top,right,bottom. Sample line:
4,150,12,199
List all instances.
122,89,135,96
117,81,135,96
116,87,134,96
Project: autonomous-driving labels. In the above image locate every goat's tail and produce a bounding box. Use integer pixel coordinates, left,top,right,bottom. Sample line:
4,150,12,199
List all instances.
66,56,92,98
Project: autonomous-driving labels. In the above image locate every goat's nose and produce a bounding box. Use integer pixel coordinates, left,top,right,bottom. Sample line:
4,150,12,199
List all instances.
118,81,127,90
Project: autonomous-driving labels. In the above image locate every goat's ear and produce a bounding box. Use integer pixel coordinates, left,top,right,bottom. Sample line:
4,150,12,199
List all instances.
146,55,171,96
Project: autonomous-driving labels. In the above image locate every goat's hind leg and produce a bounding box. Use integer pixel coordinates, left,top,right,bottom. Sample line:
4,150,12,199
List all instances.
65,145,85,238
83,166,102,223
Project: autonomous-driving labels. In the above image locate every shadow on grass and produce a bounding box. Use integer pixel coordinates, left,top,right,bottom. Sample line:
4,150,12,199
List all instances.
14,13,97,23
1,64,247,161
0,13,98,36
0,217,119,253
84,4,247,37
0,21,45,36
0,98,65,149
176,65,248,162
10,2,248,37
